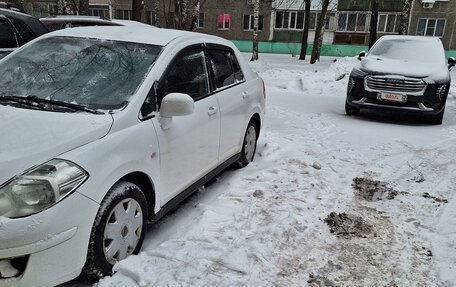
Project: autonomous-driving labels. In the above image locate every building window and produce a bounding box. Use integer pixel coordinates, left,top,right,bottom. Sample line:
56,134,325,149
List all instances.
275,11,305,30
416,18,445,37
116,10,131,20
218,13,230,30
89,5,109,18
337,13,367,32
197,12,204,28
243,15,264,31
378,14,399,33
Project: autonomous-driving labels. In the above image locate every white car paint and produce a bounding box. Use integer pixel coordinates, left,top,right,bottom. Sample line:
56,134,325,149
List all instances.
0,25,265,287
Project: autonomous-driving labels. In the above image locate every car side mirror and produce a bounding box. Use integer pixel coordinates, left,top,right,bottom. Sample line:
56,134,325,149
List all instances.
160,93,194,117
448,57,455,70
358,51,366,61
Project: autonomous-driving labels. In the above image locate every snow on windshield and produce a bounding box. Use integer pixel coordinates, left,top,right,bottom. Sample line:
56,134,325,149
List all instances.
0,37,161,110
369,38,445,63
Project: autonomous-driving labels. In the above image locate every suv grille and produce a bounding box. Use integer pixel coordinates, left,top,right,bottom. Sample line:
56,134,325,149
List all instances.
365,76,426,95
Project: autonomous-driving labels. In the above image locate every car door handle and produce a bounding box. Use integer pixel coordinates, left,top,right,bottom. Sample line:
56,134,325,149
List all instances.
242,91,249,99
208,106,218,116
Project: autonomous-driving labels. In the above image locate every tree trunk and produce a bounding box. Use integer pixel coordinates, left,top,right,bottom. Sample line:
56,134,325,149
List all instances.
79,0,88,15
310,0,329,64
399,0,412,35
189,0,201,31
251,0,260,61
299,0,311,60
132,0,142,21
368,0,379,49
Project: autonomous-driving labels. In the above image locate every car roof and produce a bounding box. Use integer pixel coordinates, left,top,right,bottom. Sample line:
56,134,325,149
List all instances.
43,25,232,47
40,15,114,23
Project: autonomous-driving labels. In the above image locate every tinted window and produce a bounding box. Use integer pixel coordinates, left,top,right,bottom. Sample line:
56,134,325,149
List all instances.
0,20,17,48
9,18,36,45
160,49,208,100
206,49,235,89
230,53,244,82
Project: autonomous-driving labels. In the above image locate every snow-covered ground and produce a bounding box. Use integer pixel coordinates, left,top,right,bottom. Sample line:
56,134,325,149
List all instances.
67,54,456,286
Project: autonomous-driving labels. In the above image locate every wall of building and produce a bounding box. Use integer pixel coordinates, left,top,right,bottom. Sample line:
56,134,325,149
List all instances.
408,0,456,50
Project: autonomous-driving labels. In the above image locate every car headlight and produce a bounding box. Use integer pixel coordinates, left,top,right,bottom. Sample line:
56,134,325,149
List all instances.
0,159,88,218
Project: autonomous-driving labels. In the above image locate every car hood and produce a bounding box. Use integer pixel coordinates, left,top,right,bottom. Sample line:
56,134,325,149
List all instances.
360,57,448,79
0,105,113,185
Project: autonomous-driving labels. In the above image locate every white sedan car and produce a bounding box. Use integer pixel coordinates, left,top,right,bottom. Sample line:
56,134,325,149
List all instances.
0,26,265,286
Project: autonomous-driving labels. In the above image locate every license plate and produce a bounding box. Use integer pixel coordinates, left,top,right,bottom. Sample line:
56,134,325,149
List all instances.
377,92,407,103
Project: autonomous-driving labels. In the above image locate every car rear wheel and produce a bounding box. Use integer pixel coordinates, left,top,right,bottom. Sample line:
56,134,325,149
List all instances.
345,101,360,116
82,181,148,281
234,120,258,168
428,108,445,125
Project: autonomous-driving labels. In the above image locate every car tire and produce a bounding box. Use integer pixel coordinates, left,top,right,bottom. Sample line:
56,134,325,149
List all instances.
345,101,360,116
82,181,148,281
428,108,445,125
234,120,258,168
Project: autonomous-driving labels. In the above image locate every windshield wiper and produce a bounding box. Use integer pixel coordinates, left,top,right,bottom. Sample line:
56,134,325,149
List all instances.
26,96,105,115
0,95,104,114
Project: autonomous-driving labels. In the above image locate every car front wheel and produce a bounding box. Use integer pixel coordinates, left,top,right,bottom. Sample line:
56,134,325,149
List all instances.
82,181,148,280
235,120,258,168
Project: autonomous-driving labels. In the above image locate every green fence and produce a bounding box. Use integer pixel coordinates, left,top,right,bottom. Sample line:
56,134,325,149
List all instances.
231,40,456,58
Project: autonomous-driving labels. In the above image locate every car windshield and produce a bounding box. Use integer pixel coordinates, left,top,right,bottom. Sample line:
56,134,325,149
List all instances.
369,38,444,63
0,36,161,110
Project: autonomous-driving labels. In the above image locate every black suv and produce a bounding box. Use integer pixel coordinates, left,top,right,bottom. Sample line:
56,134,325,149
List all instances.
0,7,48,59
345,35,455,125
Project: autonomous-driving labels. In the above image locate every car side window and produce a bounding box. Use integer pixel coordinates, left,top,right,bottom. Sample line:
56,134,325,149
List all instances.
159,48,209,101
230,52,245,82
206,49,236,89
0,19,18,48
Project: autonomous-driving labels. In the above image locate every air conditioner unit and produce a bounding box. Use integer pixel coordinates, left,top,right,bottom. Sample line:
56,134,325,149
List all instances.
421,0,435,8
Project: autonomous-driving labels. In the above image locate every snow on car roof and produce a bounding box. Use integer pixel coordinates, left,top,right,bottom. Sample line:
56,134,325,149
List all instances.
39,15,114,22
43,25,229,47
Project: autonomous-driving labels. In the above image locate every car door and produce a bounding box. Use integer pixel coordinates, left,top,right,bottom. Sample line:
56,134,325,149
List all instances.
0,17,18,58
205,45,248,162
152,44,220,204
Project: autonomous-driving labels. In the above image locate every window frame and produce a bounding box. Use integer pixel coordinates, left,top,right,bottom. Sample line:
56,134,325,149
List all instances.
377,13,399,33
337,12,368,32
217,13,230,30
243,14,264,31
197,12,204,28
416,18,446,38
275,10,305,30
204,43,246,95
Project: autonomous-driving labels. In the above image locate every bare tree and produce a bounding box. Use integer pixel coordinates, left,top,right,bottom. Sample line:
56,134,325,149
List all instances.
298,0,311,60
251,0,260,61
79,0,88,15
310,0,329,64
399,0,412,35
57,0,77,15
132,0,142,21
189,0,201,30
368,0,379,49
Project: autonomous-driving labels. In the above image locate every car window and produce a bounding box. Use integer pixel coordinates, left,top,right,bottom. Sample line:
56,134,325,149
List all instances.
230,52,245,82
0,36,162,110
9,18,36,45
160,48,209,101
369,38,445,63
206,49,236,89
0,19,18,48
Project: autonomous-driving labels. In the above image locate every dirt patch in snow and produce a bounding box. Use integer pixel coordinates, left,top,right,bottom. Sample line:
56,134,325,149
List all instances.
324,212,373,238
352,176,398,201
423,192,448,204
